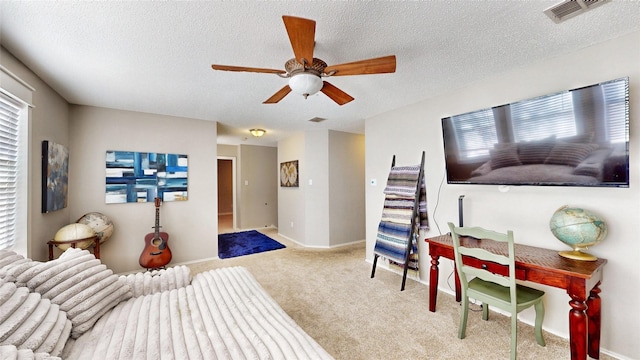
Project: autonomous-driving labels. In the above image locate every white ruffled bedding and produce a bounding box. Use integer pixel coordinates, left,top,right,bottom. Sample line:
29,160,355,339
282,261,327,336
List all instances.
63,266,333,360
1,249,334,360
121,265,192,298
0,344,61,360
0,248,132,339
0,280,70,357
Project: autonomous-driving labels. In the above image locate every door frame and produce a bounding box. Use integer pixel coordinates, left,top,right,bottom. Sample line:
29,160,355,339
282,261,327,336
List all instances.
217,156,237,231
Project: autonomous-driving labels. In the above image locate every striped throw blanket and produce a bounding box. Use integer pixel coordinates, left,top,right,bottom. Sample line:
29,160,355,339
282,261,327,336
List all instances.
374,164,428,269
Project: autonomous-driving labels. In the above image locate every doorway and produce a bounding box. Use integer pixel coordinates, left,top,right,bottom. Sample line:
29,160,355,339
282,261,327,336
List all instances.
217,157,236,234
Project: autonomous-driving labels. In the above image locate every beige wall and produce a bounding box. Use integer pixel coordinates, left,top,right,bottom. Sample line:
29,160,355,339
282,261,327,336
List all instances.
1,46,71,261
68,105,217,273
278,130,365,247
238,144,278,229
365,30,640,358
304,130,330,247
217,144,238,158
217,143,279,231
278,133,307,242
329,131,365,246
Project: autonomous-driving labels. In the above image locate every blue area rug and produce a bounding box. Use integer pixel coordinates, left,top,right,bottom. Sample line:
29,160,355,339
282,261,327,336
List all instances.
218,230,286,259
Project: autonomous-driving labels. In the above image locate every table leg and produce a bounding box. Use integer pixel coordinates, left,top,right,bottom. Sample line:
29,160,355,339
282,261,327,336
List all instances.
94,238,101,259
454,265,461,302
587,283,602,359
568,293,588,360
429,254,440,312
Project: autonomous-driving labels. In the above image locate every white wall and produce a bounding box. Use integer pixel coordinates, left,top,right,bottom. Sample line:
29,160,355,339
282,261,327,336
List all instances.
68,105,218,274
365,30,640,359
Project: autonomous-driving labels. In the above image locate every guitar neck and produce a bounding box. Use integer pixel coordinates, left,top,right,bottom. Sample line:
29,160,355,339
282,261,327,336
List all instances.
154,197,162,236
154,207,161,236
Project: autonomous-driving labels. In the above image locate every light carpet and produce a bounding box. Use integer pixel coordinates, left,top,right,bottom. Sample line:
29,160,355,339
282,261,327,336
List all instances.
190,228,615,360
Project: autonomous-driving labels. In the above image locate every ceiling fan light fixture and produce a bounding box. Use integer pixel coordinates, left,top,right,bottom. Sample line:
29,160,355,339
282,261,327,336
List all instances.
288,73,323,98
249,128,266,137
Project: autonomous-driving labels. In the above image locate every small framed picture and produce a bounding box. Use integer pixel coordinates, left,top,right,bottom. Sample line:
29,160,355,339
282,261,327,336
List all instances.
280,160,299,187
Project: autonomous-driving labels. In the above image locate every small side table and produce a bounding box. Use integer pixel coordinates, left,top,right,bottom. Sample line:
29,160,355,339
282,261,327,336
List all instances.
48,236,100,260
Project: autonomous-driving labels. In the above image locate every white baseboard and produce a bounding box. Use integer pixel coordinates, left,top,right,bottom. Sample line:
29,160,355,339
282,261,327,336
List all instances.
277,232,365,249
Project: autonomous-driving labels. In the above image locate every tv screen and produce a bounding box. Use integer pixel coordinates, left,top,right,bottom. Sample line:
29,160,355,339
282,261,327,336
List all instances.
442,77,629,187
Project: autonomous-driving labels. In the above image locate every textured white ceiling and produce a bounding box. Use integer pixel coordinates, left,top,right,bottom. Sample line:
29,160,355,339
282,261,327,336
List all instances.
1,1,639,146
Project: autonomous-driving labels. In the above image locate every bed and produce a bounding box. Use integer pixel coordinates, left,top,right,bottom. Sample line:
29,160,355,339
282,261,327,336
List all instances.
0,248,334,360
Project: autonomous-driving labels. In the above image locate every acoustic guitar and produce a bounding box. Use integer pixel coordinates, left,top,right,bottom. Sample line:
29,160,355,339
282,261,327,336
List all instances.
139,197,172,269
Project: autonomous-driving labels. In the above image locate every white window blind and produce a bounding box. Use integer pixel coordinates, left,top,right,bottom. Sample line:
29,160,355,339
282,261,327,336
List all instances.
451,108,497,159
601,79,629,143
0,93,19,250
510,92,576,142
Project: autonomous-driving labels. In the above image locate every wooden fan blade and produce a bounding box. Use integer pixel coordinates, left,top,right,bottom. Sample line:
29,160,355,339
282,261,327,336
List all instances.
211,64,286,75
263,85,292,104
320,81,354,106
282,15,315,66
324,55,396,76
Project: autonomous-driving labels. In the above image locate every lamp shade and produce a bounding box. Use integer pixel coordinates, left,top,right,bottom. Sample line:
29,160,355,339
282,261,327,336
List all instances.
288,73,323,97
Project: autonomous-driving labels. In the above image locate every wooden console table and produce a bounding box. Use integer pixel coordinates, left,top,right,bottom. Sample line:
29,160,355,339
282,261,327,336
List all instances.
47,236,100,260
426,234,606,360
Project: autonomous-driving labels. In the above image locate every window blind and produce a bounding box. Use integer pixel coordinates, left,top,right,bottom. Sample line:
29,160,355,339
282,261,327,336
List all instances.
510,92,576,142
0,94,19,250
601,79,629,143
451,108,497,159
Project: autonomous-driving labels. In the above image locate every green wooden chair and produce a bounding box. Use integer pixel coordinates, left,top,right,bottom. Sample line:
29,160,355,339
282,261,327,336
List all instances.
447,222,545,360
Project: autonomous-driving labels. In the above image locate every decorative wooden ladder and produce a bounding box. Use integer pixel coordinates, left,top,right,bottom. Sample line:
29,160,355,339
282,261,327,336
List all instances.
371,151,425,291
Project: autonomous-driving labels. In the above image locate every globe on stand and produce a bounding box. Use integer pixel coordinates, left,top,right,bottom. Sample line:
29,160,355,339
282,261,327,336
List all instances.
549,205,607,261
53,223,97,251
77,212,114,244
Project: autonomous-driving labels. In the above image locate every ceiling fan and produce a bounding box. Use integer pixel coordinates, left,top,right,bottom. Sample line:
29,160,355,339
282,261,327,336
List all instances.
211,15,396,106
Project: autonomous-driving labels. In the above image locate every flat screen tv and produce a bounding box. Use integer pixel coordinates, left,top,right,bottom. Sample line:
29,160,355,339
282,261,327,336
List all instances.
442,77,629,187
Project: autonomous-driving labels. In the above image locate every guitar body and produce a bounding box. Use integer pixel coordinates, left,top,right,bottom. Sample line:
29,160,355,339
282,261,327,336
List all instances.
139,231,172,269
139,197,172,269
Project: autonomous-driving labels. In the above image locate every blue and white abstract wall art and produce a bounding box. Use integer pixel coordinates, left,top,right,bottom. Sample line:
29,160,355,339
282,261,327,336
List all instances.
105,150,188,204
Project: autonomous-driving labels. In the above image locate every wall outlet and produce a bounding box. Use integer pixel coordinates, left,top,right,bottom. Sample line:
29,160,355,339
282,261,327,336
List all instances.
290,221,294,228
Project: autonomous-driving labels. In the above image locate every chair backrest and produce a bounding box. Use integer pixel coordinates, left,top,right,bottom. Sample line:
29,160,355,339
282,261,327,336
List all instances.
447,222,517,307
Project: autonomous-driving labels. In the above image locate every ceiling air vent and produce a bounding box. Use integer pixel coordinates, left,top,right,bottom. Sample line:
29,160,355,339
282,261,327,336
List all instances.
308,117,327,123
544,0,610,23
